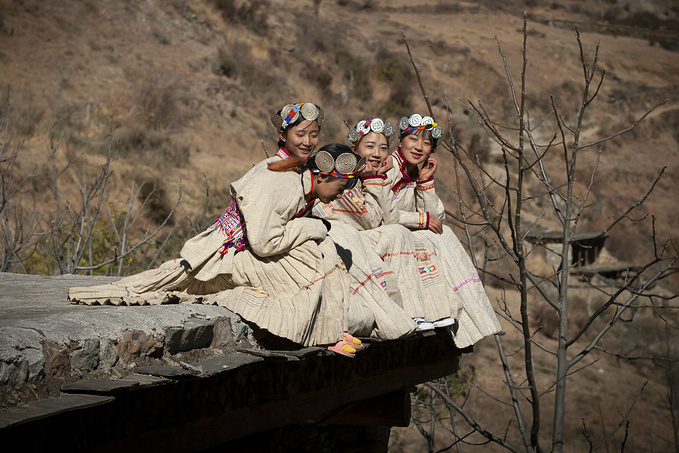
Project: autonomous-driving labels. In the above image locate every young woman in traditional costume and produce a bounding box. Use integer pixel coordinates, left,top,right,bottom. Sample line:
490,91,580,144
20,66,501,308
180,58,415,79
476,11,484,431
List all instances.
246,102,323,177
271,102,323,161
314,118,457,332
267,105,422,341
385,113,502,348
69,143,415,357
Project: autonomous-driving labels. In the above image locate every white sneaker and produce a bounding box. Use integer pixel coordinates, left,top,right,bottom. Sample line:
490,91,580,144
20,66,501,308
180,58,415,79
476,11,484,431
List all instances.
433,317,456,328
414,318,435,331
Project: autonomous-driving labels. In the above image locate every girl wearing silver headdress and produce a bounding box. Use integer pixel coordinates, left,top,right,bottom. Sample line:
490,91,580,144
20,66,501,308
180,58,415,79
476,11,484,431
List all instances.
69,143,416,358
313,119,424,333
315,118,460,334
270,102,324,161
313,118,396,229
240,102,325,182
380,113,501,348
270,110,424,350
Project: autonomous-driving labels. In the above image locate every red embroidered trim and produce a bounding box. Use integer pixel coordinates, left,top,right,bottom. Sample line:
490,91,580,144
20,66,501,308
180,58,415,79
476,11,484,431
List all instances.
304,170,313,197
276,147,291,159
211,198,248,254
293,199,315,218
417,183,435,191
362,174,387,181
381,251,414,259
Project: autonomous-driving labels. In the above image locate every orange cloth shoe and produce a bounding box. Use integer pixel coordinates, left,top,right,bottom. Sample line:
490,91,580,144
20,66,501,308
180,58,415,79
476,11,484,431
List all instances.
342,332,364,350
328,340,357,358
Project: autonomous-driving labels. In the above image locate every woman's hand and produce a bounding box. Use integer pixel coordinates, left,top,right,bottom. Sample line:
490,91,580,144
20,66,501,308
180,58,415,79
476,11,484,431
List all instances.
419,157,438,181
377,158,393,175
427,215,443,234
361,166,377,177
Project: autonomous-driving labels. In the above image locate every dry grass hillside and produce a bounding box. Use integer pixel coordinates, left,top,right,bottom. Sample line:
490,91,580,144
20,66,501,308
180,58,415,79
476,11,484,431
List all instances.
1,0,678,451
2,0,678,273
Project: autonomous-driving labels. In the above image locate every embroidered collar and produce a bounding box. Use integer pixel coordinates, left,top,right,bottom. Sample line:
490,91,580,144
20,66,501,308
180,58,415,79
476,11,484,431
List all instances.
391,149,419,196
394,148,419,181
276,147,291,160
294,199,315,218
302,169,313,197
293,170,315,218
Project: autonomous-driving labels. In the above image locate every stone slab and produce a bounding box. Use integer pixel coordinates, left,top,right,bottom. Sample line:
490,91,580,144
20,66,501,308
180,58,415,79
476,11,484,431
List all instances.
0,272,251,397
133,365,200,378
236,346,324,361
0,273,241,344
0,393,114,428
197,353,264,376
61,374,171,394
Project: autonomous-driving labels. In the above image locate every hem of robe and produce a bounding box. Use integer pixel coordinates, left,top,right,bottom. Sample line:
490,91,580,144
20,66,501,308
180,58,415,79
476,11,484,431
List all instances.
414,227,502,347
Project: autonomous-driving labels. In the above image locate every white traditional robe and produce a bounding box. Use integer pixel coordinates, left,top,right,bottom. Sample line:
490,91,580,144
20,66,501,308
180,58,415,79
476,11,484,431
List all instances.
69,163,415,346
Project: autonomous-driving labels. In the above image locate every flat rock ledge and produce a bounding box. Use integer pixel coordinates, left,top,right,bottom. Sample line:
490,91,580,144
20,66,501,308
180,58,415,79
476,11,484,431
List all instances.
0,272,258,408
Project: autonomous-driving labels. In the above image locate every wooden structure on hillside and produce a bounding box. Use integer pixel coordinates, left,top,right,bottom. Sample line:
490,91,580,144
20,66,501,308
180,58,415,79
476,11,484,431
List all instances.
525,229,608,268
525,229,645,282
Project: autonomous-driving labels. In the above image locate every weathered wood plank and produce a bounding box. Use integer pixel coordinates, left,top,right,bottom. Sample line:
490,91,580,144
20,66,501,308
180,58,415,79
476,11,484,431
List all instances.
92,332,463,452
321,389,412,427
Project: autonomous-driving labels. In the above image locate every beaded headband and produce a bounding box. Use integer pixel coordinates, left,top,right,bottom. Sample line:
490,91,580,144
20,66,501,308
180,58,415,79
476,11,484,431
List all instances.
345,118,394,145
399,114,442,139
271,102,324,130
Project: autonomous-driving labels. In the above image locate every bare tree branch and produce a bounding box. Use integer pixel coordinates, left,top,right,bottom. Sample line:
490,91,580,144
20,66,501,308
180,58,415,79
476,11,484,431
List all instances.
425,383,523,453
402,30,434,118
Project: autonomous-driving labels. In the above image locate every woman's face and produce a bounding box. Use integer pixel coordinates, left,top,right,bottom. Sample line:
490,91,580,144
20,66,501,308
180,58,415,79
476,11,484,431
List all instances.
399,130,432,169
314,174,349,204
279,120,320,160
353,131,388,174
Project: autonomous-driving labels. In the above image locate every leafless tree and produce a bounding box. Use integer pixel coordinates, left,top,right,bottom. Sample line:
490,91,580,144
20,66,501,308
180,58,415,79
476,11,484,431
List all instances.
0,87,44,272
106,175,182,276
404,17,678,453
662,326,679,453
38,119,182,275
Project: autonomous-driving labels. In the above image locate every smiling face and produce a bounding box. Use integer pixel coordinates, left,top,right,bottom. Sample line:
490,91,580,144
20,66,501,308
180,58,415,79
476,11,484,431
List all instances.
352,131,389,174
279,119,320,160
399,130,433,172
313,174,350,204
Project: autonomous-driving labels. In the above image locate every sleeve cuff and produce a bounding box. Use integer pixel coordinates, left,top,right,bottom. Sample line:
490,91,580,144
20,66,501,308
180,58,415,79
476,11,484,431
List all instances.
418,212,430,229
416,177,435,191
362,174,388,181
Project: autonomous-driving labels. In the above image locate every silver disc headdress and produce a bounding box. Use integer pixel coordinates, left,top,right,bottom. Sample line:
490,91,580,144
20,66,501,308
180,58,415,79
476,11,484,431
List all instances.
308,146,367,190
345,118,394,146
271,102,324,130
398,113,442,139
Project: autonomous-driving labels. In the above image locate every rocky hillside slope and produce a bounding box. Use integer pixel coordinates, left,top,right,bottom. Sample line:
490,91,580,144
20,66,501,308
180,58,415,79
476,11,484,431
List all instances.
2,0,678,275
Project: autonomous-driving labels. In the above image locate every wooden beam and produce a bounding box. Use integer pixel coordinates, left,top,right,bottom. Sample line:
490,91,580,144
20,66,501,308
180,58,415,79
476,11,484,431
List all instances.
320,389,412,427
